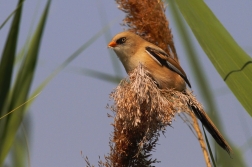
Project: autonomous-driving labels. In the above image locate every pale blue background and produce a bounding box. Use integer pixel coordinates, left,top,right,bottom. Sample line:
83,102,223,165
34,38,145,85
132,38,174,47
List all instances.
0,1,252,166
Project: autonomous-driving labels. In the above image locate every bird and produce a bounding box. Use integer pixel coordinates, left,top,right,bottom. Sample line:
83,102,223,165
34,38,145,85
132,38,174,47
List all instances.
108,31,232,155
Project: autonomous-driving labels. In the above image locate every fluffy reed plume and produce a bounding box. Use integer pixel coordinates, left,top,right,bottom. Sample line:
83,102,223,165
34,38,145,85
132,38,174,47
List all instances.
98,64,203,166
116,0,178,61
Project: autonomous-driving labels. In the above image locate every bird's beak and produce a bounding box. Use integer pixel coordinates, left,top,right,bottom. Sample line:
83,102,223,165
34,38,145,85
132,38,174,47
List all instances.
108,41,117,48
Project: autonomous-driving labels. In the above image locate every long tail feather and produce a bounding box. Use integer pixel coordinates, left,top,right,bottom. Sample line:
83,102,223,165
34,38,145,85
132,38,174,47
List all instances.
187,102,232,155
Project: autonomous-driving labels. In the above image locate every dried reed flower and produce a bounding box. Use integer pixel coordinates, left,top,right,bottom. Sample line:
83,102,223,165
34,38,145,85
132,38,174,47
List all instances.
104,64,203,166
85,64,208,166
116,0,178,61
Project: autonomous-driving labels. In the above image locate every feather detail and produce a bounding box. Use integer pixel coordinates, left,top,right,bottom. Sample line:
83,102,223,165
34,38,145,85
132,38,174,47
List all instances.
145,46,191,88
187,101,232,155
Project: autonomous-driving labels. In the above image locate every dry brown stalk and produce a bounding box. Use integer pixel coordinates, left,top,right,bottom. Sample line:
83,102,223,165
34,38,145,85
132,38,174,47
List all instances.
188,109,212,167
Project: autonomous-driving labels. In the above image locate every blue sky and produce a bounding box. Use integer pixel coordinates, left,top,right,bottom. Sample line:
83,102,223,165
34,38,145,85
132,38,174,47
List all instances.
1,0,252,166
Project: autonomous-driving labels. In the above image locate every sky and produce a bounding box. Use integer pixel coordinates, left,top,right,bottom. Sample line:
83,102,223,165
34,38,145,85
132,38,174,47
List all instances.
0,0,252,166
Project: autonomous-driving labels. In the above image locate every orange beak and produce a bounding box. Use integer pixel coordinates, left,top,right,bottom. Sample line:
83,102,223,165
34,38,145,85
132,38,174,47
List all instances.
108,41,117,48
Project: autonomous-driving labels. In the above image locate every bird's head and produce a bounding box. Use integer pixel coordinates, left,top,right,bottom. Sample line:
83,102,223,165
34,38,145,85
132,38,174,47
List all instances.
108,31,142,60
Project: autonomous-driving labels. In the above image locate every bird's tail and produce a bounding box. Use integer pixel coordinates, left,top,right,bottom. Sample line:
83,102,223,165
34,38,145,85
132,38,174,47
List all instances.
187,102,232,155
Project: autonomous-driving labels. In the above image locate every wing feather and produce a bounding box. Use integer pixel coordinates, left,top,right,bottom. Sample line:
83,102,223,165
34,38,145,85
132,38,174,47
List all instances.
145,46,191,88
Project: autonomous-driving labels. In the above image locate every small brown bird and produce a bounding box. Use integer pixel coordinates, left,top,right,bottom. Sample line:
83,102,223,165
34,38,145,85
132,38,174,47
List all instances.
108,31,232,154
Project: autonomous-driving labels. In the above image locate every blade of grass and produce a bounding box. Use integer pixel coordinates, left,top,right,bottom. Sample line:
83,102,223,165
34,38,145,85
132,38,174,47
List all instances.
12,121,31,167
174,0,252,116
0,0,24,146
14,0,44,66
0,1,24,30
69,67,122,84
0,1,51,164
0,0,24,118
203,126,216,167
0,93,40,121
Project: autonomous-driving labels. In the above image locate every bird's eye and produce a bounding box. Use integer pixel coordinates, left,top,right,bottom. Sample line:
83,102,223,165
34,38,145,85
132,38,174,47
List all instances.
116,37,127,44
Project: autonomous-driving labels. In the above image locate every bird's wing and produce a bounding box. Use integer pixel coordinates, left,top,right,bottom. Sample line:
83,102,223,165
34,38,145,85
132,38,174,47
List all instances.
145,46,191,88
